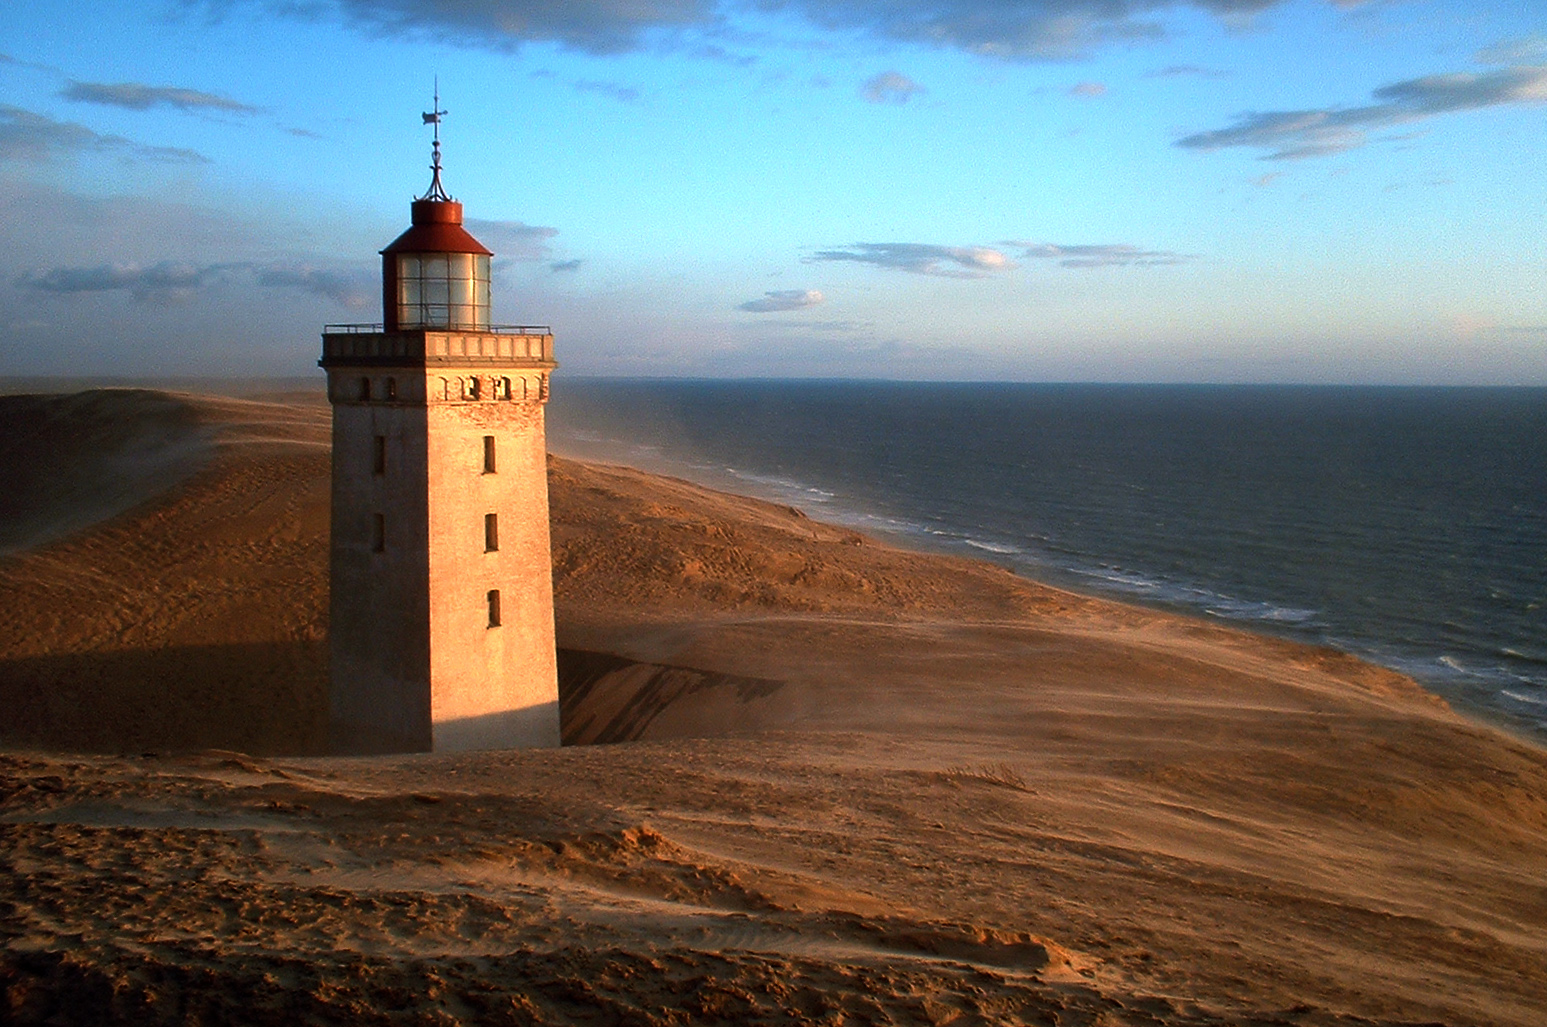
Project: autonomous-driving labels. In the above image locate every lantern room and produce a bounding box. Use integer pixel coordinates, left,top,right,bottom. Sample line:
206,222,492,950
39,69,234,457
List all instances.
380,199,492,332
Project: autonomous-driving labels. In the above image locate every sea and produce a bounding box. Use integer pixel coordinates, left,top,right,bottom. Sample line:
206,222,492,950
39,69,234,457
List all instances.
547,380,1547,743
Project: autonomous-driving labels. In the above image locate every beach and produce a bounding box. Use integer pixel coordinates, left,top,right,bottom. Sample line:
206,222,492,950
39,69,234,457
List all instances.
2,387,1546,1026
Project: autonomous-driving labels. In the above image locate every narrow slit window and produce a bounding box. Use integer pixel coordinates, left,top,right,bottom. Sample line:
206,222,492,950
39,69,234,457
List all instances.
373,435,386,475
385,377,398,401
360,376,372,402
486,589,501,628
483,435,496,474
371,513,385,553
484,513,499,552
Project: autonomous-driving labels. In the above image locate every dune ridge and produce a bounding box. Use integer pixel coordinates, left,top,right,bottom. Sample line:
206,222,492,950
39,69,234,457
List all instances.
1,388,1545,1026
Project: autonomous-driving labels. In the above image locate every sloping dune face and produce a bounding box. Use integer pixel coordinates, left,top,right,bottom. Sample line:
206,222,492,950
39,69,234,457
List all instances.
0,390,212,555
1,390,1547,1026
0,390,334,755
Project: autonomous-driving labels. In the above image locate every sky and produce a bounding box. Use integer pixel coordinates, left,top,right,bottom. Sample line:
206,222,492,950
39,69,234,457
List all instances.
0,0,1543,383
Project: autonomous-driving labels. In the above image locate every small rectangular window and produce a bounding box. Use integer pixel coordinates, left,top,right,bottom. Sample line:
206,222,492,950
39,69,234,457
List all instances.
483,435,496,474
487,589,501,628
373,435,386,475
371,513,385,553
484,513,499,552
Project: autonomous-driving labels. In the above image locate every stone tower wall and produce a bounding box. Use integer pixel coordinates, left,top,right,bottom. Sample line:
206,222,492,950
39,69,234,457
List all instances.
425,373,559,750
326,373,433,753
321,347,559,754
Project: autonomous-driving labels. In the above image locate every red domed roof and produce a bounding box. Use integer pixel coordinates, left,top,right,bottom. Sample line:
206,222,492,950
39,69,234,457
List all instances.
380,199,492,256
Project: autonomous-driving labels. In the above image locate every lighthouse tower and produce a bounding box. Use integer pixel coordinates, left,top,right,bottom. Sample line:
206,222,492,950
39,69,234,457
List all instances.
319,100,560,754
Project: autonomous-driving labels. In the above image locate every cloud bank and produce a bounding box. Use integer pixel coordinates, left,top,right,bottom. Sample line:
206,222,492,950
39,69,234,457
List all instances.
206,0,1325,61
21,260,373,307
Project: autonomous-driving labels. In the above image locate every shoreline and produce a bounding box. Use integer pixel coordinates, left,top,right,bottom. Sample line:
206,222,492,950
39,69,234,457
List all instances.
542,382,1547,747
547,440,1547,750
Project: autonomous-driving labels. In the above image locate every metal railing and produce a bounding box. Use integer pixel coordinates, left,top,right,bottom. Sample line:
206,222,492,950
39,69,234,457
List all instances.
324,323,552,335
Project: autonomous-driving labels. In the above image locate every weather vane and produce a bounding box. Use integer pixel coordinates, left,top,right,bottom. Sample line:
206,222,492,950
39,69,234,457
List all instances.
420,77,452,202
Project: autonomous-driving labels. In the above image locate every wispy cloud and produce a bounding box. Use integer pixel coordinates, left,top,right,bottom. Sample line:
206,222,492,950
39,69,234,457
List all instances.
61,81,261,115
809,243,1009,277
573,79,640,103
464,219,560,261
1177,64,1547,160
1067,81,1107,98
1145,64,1229,79
862,71,925,104
0,105,208,164
255,265,373,308
739,288,824,312
1475,34,1547,65
1009,242,1193,267
549,259,584,273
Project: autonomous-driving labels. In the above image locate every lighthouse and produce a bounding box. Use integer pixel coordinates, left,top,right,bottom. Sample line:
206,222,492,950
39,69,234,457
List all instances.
319,98,560,754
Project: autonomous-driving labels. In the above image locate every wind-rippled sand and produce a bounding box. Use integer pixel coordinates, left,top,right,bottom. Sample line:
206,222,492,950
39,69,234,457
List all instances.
1,388,1545,1026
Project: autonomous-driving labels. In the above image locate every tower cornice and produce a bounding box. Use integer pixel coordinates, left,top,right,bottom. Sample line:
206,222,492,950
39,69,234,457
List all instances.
320,327,555,370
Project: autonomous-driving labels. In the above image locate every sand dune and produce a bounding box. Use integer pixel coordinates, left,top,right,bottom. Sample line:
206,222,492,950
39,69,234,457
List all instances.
2,388,1546,1026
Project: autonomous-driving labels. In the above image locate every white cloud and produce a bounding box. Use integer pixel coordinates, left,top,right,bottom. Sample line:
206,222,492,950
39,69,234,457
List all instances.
862,71,926,104
739,288,824,312
809,243,1009,277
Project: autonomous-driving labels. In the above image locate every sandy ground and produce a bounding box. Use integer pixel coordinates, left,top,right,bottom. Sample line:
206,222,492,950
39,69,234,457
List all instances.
1,388,1545,1026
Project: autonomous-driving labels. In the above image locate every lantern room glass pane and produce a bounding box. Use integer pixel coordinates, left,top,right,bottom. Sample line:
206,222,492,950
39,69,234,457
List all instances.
395,251,491,330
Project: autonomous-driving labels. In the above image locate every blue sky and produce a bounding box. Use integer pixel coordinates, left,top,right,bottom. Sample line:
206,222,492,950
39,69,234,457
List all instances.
1,0,1543,382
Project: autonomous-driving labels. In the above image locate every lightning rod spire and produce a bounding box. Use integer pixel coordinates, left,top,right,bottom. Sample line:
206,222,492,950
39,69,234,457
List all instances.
419,78,452,202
